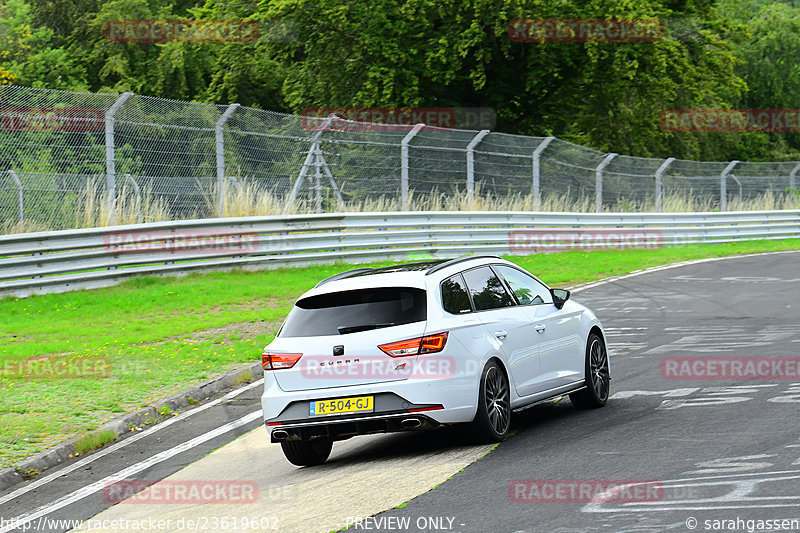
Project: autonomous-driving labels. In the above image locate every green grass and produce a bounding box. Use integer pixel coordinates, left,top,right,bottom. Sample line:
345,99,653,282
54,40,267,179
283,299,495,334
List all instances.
73,429,117,456
1,238,799,467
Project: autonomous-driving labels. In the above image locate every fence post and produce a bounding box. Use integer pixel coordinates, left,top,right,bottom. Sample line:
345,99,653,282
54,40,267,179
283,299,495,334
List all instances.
595,153,617,212
215,103,240,217
124,174,142,223
400,123,424,211
730,174,743,205
8,170,23,225
654,157,675,212
790,162,800,192
313,144,324,213
466,130,490,209
286,114,335,213
105,92,133,226
532,136,555,209
720,160,739,212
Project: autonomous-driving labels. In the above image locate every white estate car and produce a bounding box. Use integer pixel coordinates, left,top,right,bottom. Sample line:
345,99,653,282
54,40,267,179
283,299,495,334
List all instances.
261,256,610,466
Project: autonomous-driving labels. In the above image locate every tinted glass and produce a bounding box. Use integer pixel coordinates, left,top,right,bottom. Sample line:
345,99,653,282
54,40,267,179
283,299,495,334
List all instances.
280,287,426,337
462,267,515,311
493,265,552,305
441,274,473,314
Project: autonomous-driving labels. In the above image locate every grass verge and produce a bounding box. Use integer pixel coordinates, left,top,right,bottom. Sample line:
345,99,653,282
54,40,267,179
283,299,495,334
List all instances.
73,429,117,456
1,238,799,467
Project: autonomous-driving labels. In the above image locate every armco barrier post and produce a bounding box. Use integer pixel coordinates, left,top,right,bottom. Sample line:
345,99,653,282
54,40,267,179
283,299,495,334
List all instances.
466,130,490,209
215,103,240,217
595,153,617,212
532,136,555,209
401,123,424,211
104,92,133,227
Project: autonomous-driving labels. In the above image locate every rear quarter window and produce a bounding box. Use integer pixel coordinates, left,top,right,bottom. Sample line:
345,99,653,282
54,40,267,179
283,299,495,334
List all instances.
441,273,473,314
279,287,426,337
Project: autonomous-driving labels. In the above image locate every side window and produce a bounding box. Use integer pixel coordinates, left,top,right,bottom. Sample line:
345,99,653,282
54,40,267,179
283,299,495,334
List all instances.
493,265,552,305
441,274,473,314
462,266,515,311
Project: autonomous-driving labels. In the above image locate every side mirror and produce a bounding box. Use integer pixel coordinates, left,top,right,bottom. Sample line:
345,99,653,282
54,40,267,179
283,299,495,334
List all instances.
551,288,571,309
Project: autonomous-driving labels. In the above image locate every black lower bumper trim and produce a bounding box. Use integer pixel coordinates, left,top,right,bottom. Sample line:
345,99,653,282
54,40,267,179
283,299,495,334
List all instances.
268,413,442,442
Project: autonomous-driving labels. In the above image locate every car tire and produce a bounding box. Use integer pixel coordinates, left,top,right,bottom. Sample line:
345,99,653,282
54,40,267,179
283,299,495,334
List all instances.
569,333,610,409
280,439,333,466
471,360,511,442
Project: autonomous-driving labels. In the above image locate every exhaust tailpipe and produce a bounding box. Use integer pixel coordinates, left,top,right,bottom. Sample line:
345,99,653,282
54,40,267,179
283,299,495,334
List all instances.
272,429,289,440
401,418,422,429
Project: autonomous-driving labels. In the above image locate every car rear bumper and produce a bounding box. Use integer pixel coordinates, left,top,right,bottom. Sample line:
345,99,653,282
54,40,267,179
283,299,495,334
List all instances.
261,367,480,437
268,411,443,442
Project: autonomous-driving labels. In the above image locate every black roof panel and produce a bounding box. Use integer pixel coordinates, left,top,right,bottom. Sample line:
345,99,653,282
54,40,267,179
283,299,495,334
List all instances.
314,256,503,287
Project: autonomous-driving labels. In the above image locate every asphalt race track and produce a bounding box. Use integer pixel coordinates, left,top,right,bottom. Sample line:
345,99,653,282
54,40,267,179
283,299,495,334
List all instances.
1,251,799,533
355,251,800,532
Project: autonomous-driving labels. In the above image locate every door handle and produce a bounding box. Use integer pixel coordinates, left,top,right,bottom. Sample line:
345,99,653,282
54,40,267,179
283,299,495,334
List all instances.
494,331,508,339
534,324,546,333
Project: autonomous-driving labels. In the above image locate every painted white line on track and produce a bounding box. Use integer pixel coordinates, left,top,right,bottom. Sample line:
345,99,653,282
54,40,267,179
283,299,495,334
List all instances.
569,249,800,294
0,378,264,506
0,410,263,533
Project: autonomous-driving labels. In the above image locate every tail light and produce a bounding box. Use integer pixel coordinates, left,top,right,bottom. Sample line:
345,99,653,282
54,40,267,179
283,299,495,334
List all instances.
379,332,448,357
262,352,302,370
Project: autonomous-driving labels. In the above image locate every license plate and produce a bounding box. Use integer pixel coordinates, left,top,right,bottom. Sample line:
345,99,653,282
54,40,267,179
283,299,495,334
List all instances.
309,395,373,416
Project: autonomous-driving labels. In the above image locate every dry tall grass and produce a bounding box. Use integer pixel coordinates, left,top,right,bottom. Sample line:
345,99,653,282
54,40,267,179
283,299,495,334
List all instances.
76,181,170,228
3,180,799,235
348,185,800,213
199,180,321,217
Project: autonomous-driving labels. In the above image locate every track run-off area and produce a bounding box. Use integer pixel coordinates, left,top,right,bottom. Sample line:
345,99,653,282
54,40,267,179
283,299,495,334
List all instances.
1,251,799,533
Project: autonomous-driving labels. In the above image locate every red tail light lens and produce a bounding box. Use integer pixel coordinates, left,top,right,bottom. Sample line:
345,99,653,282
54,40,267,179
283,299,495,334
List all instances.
378,338,421,357
421,332,448,353
379,332,448,357
262,352,302,370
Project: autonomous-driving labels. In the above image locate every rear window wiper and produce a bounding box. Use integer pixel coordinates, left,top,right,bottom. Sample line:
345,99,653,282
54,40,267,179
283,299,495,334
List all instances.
337,323,396,334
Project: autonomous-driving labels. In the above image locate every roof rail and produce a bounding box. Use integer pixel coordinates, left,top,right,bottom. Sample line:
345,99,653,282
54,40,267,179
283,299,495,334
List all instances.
314,267,375,288
425,255,503,276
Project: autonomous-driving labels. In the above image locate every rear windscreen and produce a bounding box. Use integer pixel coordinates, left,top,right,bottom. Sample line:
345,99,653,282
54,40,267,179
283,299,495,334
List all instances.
279,287,427,337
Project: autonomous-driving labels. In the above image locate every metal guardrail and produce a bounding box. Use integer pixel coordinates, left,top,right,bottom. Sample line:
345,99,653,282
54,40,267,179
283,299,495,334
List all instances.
1,210,799,297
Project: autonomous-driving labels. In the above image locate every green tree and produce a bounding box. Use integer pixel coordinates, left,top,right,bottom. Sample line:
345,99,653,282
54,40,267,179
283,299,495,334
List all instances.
733,3,800,159
0,0,85,89
203,0,748,159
